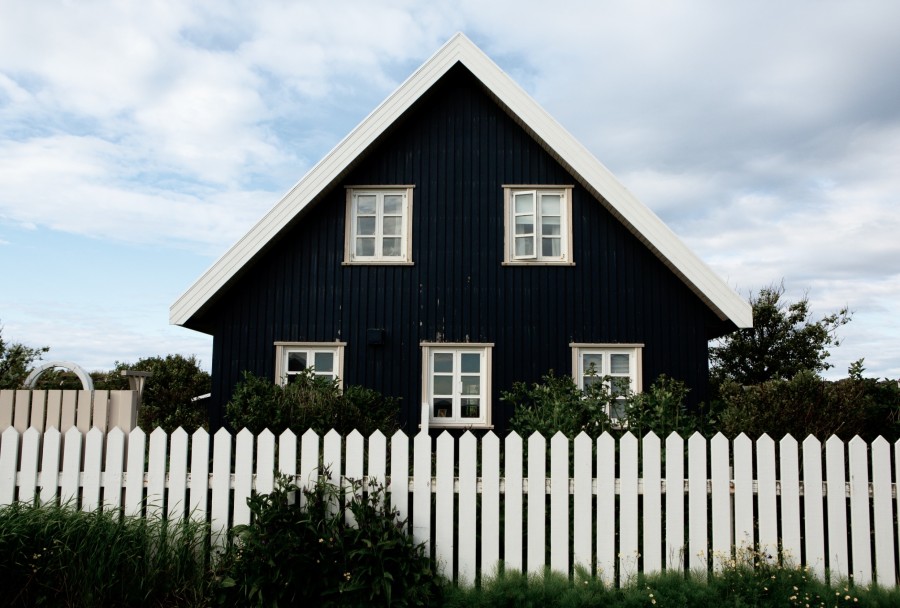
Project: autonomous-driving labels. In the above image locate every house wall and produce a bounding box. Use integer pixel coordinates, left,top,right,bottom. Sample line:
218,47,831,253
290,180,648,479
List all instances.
202,65,731,432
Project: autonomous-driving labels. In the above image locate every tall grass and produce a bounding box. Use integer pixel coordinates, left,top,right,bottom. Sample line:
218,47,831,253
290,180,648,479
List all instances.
0,502,210,607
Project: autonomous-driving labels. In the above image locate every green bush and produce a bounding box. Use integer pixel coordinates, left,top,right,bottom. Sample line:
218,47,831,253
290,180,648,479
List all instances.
504,371,615,439
225,370,401,436
713,370,900,440
0,502,210,607
215,474,441,607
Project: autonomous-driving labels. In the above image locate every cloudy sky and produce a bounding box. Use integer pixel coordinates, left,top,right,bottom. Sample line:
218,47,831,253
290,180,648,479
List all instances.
1,1,898,380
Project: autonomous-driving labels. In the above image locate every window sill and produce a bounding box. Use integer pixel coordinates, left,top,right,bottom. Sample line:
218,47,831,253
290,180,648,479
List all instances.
342,261,415,266
421,422,494,430
502,261,575,267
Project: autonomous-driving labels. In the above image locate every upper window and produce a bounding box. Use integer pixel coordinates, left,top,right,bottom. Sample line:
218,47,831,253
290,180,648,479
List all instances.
274,342,346,387
503,186,573,264
345,187,413,264
421,343,493,428
571,344,643,420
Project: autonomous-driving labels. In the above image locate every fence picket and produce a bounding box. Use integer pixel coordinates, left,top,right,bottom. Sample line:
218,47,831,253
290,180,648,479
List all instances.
482,432,501,575
458,432,477,584
825,435,849,580
147,427,168,520
779,435,801,565
278,429,296,480
390,431,409,525
801,435,825,580
19,428,41,504
345,430,364,527
435,432,455,578
849,436,872,585
756,435,777,560
168,428,189,520
103,428,125,510
367,430,386,496
665,432,684,572
620,433,638,582
256,429,275,496
211,428,232,549
39,427,61,505
81,428,104,511
688,433,707,575
125,427,146,517
504,432,523,571
189,429,210,523
0,427,20,505
527,432,546,575
597,432,615,584
871,437,894,586
733,434,753,554
412,432,431,551
300,429,319,506
642,432,661,575
233,429,254,526
550,432,570,576
60,427,82,507
710,433,730,572
324,430,342,515
573,432,592,573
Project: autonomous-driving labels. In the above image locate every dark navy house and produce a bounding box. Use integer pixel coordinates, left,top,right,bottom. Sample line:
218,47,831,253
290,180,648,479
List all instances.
171,34,752,433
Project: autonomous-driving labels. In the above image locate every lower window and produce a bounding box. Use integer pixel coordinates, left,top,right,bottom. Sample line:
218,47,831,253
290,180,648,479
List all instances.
274,342,346,387
571,344,643,421
421,343,492,427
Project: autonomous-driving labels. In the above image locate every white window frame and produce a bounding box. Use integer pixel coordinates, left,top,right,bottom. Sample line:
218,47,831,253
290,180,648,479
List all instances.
503,185,574,264
571,343,643,421
274,342,346,388
344,186,414,264
421,342,493,428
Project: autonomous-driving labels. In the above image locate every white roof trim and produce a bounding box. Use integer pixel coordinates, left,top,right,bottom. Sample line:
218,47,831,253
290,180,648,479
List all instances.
171,33,751,329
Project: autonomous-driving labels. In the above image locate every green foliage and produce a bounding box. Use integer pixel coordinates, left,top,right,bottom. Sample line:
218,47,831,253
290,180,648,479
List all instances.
215,474,441,607
0,502,210,607
714,368,900,441
0,324,48,389
444,553,893,607
710,282,852,386
503,371,614,439
226,369,400,436
621,375,709,438
111,354,211,432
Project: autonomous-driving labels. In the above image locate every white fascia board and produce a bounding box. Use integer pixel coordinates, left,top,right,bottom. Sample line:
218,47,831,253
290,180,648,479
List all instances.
171,33,751,329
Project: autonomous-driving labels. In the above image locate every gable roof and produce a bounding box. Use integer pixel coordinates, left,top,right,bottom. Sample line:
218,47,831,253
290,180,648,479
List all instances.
170,33,752,330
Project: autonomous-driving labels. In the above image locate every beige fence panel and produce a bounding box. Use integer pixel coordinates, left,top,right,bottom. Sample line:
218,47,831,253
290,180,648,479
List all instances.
0,389,139,435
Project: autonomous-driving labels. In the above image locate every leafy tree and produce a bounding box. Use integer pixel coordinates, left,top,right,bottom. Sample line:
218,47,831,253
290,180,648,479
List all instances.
710,282,851,386
109,354,211,432
0,324,48,389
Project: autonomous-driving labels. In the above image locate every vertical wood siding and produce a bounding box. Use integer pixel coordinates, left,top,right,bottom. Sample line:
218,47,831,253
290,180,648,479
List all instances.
204,65,730,431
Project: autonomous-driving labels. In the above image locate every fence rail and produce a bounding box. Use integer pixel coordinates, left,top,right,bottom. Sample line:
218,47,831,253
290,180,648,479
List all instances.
0,426,897,587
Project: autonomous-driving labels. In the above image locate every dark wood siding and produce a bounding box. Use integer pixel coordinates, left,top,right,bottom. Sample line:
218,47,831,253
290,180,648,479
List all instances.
202,64,729,432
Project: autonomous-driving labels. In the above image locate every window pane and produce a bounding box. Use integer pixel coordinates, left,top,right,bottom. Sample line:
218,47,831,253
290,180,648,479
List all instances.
609,398,627,420
356,237,375,256
357,216,376,236
433,353,453,373
461,375,480,395
542,237,561,257
610,354,630,374
382,238,401,256
515,216,533,235
541,216,561,236
461,398,480,418
434,398,452,418
357,195,376,215
583,375,601,388
515,236,534,257
313,352,333,373
610,376,630,397
287,351,307,372
460,353,480,373
383,194,402,214
540,194,561,216
382,216,401,236
433,375,453,396
583,354,603,374
514,192,534,214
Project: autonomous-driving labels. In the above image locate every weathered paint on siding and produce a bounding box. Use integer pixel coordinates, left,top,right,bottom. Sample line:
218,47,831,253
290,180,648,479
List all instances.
200,65,732,432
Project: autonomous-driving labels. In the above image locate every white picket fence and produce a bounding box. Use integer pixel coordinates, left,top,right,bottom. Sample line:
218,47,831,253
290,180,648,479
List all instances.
0,426,898,587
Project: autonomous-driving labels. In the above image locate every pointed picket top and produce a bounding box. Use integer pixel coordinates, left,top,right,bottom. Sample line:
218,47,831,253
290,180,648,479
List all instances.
347,429,363,444
460,429,476,449
666,430,683,443
551,430,568,443
149,425,167,442
279,428,296,443
757,433,774,448
621,431,638,450
86,426,104,442
23,426,40,442
391,428,408,443
779,433,798,450
574,431,591,451
848,435,867,450
598,431,615,452
236,427,254,443
643,430,659,443
302,427,319,442
506,430,522,451
171,426,188,443
825,434,844,450
257,427,274,444
687,431,706,450
369,428,386,444
528,431,546,453
325,428,342,441
192,426,209,442
437,429,454,448
483,430,499,451
802,434,821,450
711,432,728,450
214,426,231,441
